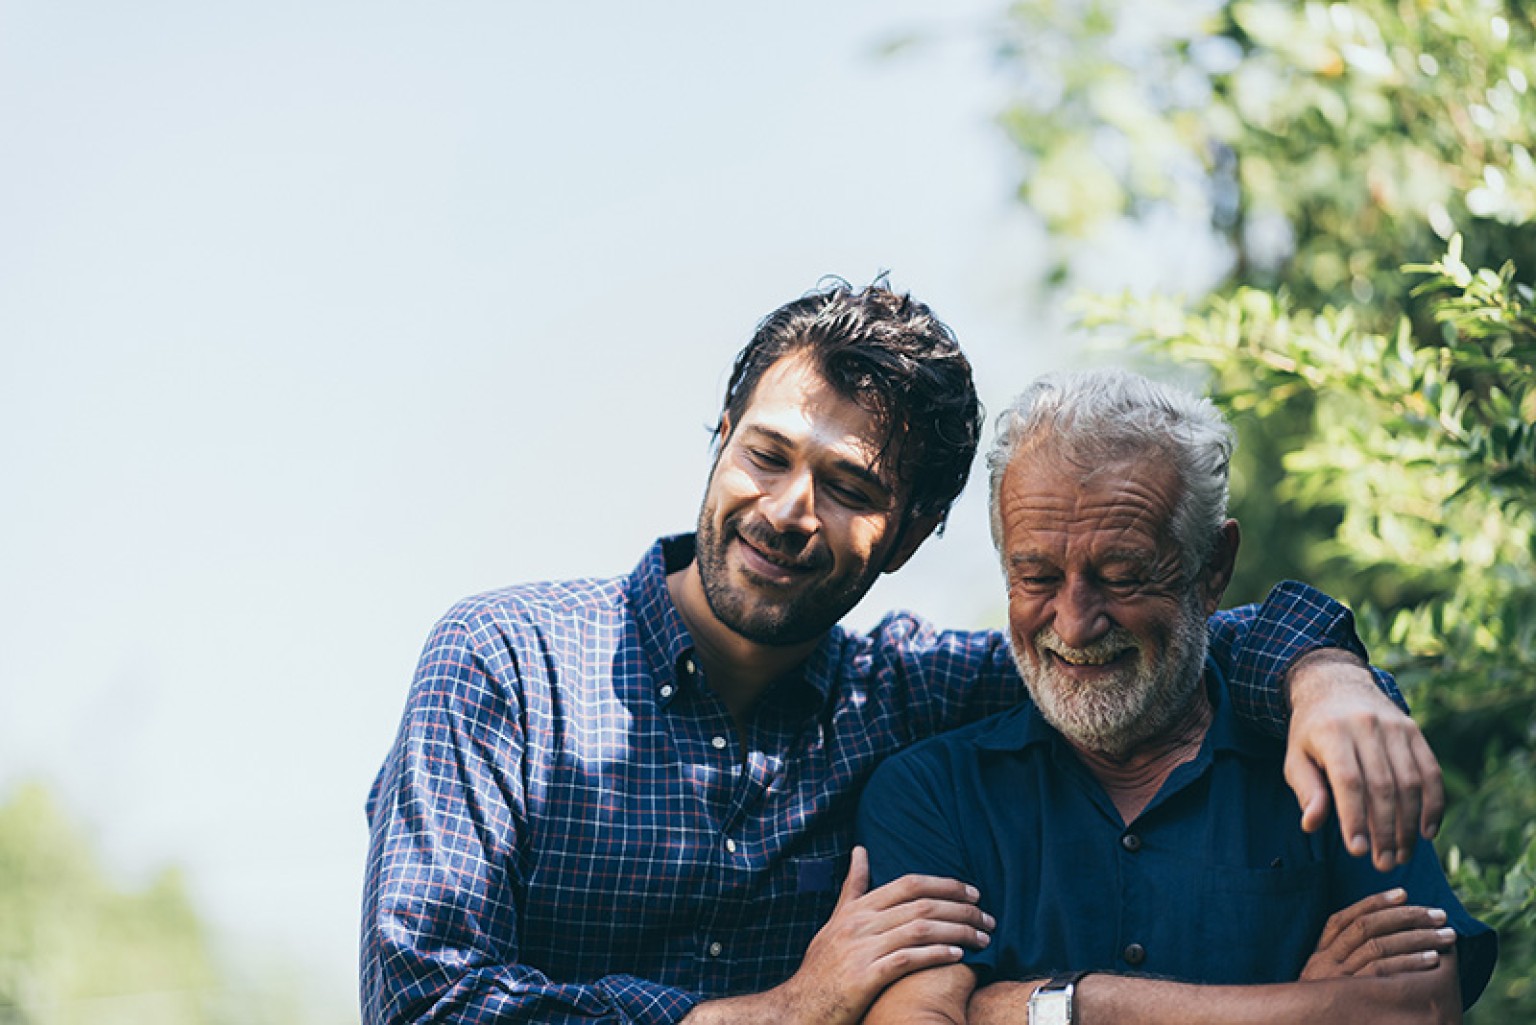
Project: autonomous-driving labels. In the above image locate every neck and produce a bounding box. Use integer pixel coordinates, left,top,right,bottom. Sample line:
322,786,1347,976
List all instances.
666,562,820,727
1068,685,1213,824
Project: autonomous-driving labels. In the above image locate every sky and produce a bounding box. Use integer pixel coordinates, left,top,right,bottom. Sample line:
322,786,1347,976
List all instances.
0,1,1219,1018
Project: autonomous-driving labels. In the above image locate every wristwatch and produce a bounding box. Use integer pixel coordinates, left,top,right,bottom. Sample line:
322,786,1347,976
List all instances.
1028,971,1089,1025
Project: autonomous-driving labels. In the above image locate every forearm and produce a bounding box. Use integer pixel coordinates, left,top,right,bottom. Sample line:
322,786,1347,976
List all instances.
681,986,841,1025
1209,581,1404,735
861,964,974,1025
363,958,698,1025
969,965,1461,1025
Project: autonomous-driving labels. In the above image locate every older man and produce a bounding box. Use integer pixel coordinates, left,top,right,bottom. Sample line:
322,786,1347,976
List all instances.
858,369,1496,1025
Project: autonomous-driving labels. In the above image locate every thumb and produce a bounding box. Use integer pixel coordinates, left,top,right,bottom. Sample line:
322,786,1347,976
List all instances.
1286,752,1332,835
837,845,870,909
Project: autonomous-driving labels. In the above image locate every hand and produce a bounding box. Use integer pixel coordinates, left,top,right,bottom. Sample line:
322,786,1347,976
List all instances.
1285,650,1444,870
774,846,993,1025
1301,889,1458,980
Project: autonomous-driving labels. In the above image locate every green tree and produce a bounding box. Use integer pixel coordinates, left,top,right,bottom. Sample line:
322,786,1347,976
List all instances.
986,0,1536,1017
0,783,316,1025
0,783,222,1024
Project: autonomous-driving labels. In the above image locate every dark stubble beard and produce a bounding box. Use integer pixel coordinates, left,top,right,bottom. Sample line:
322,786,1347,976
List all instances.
1016,592,1211,759
692,507,883,647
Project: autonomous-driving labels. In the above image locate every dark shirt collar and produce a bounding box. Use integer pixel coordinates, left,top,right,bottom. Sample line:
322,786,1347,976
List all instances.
629,533,830,713
971,657,1279,761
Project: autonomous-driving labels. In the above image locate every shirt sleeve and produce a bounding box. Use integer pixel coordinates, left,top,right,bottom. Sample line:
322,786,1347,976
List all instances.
360,612,700,1025
1206,580,1408,738
856,746,1002,980
1327,836,1499,1010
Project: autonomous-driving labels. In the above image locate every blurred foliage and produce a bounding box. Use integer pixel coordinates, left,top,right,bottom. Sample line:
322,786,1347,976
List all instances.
0,782,221,1024
988,0,1536,1018
0,784,318,1025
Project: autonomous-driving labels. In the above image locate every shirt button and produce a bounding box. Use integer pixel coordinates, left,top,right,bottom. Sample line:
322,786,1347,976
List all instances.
708,941,723,957
1120,832,1142,853
711,736,728,751
724,837,738,854
1123,943,1146,966
659,684,676,699
682,656,697,677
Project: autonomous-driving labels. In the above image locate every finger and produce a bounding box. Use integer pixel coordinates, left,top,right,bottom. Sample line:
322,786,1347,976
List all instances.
1284,747,1335,837
1349,718,1402,872
1412,731,1446,842
1383,727,1424,867
1339,927,1458,975
866,871,982,912
837,846,870,910
869,942,969,986
1354,949,1445,977
1315,888,1407,949
881,914,993,955
1330,906,1449,968
877,895,996,937
1303,725,1372,859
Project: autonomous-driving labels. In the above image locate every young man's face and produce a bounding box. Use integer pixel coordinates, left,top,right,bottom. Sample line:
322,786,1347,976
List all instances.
692,352,932,646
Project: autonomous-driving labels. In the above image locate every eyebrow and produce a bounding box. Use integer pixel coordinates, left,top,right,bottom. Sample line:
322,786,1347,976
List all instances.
742,425,895,500
1007,548,1157,572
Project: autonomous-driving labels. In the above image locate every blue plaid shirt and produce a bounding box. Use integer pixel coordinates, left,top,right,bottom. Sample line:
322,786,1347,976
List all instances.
361,534,1401,1025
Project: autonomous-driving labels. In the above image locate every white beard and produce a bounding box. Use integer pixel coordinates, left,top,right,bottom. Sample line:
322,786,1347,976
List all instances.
1015,595,1210,759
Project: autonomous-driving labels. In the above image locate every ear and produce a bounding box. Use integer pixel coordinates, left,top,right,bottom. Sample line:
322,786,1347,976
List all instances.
880,511,945,576
1199,519,1241,615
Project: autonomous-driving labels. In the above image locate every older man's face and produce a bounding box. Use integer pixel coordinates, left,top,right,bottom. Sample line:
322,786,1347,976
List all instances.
997,445,1215,757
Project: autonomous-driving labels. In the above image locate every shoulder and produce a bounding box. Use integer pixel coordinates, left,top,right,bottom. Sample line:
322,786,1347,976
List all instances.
845,609,1011,676
434,574,630,642
869,706,1025,791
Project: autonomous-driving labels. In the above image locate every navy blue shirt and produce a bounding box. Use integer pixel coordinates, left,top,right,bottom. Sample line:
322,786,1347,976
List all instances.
857,662,1496,1008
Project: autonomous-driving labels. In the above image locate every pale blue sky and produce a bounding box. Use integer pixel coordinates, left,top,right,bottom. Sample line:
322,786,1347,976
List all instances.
0,1,1217,1016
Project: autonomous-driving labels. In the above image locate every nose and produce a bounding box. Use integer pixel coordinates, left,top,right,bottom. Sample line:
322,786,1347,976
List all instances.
761,468,819,537
1052,575,1109,649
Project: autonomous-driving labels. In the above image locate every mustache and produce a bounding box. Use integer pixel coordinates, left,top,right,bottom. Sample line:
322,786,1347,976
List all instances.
732,517,830,570
1034,627,1140,663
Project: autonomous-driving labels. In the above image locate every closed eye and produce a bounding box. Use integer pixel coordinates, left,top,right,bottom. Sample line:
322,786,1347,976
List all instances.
746,447,788,470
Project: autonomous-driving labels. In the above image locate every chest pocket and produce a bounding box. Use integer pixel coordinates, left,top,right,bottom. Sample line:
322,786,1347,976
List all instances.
1187,861,1329,983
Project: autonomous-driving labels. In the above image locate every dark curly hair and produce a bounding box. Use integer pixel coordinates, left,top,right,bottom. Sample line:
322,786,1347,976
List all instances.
716,278,983,530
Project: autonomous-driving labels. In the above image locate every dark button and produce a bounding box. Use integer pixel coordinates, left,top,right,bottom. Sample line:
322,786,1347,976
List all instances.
1120,832,1142,853
1123,943,1146,966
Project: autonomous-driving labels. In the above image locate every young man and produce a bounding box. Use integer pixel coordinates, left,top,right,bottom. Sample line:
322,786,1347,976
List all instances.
362,282,1442,1025
859,369,1494,1025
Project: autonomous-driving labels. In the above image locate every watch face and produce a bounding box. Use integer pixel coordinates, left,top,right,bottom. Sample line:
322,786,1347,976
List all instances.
1031,990,1071,1025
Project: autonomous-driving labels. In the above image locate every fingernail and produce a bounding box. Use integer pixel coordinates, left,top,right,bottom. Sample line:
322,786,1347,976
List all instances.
1425,823,1439,840
965,885,980,901
1421,950,1440,963
948,946,964,958
982,913,997,930
1386,888,1407,902
1350,834,1369,855
1428,908,1447,925
1436,928,1456,942
976,930,991,947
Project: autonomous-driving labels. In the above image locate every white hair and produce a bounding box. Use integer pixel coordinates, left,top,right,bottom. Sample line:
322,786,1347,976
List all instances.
986,368,1235,580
